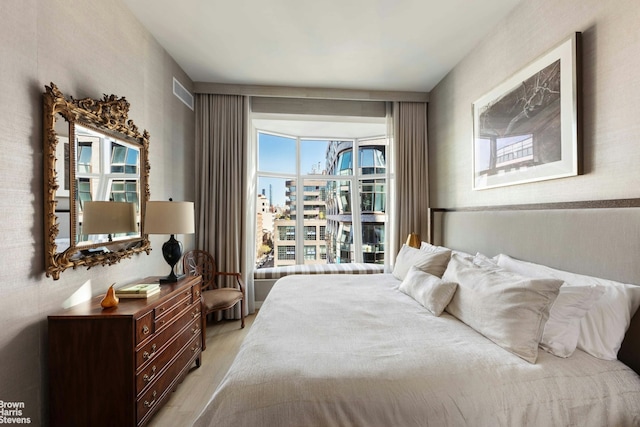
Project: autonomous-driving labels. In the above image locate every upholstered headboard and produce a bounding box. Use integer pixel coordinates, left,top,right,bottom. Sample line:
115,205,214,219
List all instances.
429,199,640,374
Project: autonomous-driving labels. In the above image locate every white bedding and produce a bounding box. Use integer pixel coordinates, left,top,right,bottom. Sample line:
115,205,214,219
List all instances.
194,274,640,427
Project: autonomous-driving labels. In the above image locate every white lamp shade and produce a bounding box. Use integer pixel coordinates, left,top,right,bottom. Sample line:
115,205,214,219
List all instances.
83,201,138,234
145,201,195,235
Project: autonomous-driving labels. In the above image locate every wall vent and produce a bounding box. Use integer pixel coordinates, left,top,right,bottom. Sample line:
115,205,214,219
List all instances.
173,77,194,110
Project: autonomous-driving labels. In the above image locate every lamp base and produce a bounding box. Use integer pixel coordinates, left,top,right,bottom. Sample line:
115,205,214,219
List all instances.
160,234,184,284
159,273,186,284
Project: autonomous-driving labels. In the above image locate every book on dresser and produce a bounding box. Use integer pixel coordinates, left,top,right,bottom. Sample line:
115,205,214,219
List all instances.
48,275,203,427
115,283,161,298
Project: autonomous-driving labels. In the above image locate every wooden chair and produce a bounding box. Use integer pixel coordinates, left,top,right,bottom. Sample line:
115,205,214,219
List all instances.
182,249,245,351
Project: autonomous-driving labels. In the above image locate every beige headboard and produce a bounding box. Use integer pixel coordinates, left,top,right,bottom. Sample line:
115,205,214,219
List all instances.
429,199,640,374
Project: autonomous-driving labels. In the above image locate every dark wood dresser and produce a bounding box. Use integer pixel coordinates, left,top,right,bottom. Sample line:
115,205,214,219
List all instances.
48,275,203,427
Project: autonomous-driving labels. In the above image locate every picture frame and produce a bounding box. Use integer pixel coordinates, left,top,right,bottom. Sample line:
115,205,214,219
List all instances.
472,32,581,190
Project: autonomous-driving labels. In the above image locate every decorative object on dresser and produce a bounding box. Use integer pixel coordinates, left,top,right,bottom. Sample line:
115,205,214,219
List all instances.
182,249,245,351
116,283,161,298
100,284,119,308
48,275,203,427
43,83,151,280
145,199,195,283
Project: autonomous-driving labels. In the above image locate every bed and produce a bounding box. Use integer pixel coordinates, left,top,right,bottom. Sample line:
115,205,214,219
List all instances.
194,200,640,427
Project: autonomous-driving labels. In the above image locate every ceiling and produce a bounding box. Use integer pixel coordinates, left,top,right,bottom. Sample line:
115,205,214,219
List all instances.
122,0,522,93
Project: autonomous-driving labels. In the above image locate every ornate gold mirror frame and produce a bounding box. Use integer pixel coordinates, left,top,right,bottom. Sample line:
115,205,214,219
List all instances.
43,83,151,279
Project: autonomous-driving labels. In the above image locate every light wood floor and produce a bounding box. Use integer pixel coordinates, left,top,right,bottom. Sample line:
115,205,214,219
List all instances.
148,313,256,427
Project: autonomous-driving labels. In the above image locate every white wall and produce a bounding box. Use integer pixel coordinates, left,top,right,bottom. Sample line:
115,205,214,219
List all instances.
429,0,640,208
0,1,195,424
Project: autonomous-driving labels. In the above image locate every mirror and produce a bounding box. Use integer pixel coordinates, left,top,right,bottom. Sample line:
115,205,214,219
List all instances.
43,83,151,279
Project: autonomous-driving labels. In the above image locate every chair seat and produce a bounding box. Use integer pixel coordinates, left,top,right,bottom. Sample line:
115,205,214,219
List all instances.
203,288,243,311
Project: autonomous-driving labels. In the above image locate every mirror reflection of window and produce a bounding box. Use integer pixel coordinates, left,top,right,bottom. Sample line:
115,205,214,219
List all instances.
77,178,92,209
110,142,139,174
110,180,139,207
77,142,93,173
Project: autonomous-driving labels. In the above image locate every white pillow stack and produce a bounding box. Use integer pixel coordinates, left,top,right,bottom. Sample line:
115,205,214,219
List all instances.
393,243,640,362
496,254,640,360
442,254,563,363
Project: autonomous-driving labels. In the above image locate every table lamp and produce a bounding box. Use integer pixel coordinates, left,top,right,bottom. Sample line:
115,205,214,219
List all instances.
82,201,137,241
145,199,195,283
406,232,420,248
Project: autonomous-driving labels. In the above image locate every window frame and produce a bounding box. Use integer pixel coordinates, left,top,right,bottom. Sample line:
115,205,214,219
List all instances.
255,128,390,268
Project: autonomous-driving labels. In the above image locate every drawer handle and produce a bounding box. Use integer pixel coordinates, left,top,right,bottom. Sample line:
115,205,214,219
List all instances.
159,306,165,313
143,344,157,361
144,391,157,408
192,327,201,336
143,365,157,383
192,310,200,319
195,290,200,297
142,325,150,335
191,346,198,353
158,320,165,327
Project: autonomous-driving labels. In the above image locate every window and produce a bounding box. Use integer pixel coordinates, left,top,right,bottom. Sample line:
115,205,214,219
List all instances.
360,179,386,213
278,225,295,241
304,246,316,260
255,131,389,269
277,246,295,261
362,223,385,264
77,178,92,209
77,142,94,173
110,180,139,206
304,226,317,241
359,147,386,175
111,142,139,174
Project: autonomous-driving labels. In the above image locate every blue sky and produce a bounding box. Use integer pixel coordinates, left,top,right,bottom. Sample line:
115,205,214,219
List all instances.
258,133,331,206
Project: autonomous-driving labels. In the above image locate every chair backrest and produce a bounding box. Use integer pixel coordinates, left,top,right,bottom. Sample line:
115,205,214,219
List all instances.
182,249,217,291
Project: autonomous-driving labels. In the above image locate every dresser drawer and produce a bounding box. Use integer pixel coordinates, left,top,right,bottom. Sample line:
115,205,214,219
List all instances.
137,334,202,425
135,303,200,368
154,294,191,331
154,287,192,320
135,317,200,396
135,311,154,344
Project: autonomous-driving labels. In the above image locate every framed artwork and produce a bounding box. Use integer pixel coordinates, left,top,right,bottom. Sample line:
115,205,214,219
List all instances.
472,32,581,190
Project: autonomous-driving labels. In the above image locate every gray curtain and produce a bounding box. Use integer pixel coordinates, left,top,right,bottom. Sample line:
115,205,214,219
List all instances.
393,101,430,251
194,93,250,319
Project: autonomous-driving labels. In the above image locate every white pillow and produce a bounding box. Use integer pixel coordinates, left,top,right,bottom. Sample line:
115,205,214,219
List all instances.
496,253,640,360
443,254,563,363
539,284,605,357
473,252,500,269
420,242,473,259
420,242,450,253
393,244,451,281
398,266,457,316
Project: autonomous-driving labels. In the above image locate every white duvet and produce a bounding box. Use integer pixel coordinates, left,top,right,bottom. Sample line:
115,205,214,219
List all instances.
194,274,640,427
